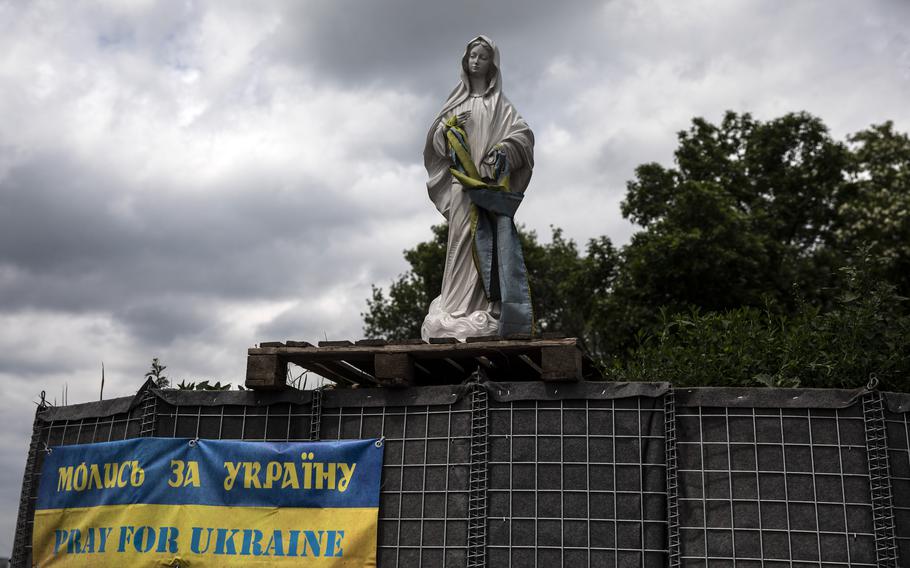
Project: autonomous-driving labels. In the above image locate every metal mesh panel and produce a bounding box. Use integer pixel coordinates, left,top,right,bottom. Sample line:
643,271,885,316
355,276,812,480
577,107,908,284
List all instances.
13,384,910,568
156,394,473,566
862,390,899,565
886,409,910,563
664,389,682,567
486,394,669,567
467,384,490,567
156,399,314,441
11,405,145,568
675,405,876,566
11,407,46,568
319,395,474,568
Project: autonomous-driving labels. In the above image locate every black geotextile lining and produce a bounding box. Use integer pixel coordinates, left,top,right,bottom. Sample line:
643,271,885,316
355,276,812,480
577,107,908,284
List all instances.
486,396,669,567
317,395,475,568
35,391,141,421
39,381,910,422
886,409,910,563
886,391,910,413
38,381,910,423
15,403,148,568
675,385,870,409
34,380,671,422
674,403,877,566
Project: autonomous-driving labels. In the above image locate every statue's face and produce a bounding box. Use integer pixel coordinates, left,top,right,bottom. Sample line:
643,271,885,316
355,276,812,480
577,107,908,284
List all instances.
467,44,492,78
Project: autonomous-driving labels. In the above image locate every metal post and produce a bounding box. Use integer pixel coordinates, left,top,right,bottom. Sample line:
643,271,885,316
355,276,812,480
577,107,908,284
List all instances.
861,379,899,566
11,394,48,568
309,388,324,441
467,380,489,568
664,388,681,567
138,388,158,437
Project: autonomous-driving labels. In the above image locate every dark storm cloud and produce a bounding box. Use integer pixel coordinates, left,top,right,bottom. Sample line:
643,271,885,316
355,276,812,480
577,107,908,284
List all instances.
0,354,71,379
263,0,607,91
119,298,216,344
3,0,910,556
0,151,370,309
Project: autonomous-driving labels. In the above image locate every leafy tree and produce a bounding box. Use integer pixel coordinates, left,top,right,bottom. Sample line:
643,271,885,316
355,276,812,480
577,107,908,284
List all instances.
836,121,910,294
618,111,849,318
363,224,618,344
519,228,619,343
537,233,619,353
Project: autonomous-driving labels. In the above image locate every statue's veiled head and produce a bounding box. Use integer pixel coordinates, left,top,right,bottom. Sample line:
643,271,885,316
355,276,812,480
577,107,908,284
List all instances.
461,37,498,90
466,39,493,79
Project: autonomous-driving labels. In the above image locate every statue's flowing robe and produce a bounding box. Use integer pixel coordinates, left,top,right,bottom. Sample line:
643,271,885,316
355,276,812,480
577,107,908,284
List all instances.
421,36,535,340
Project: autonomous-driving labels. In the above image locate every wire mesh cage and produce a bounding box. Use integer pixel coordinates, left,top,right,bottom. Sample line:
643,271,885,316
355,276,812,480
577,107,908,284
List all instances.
11,380,910,567
886,404,910,563
675,405,875,566
486,395,668,567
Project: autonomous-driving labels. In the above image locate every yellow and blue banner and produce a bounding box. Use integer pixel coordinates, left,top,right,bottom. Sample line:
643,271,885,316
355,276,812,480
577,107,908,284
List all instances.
33,437,384,567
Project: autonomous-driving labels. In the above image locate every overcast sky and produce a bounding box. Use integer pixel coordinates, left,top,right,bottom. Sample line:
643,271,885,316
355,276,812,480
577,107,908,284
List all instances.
2,0,909,554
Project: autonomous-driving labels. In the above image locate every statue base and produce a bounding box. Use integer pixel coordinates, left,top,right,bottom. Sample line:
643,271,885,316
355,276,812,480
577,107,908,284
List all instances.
420,296,499,342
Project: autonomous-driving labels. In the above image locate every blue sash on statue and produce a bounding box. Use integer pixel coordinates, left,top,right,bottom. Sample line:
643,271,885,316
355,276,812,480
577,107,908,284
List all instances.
444,120,534,336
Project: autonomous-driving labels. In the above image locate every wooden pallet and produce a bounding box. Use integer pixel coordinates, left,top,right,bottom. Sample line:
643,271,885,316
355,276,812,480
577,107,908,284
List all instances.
246,336,594,389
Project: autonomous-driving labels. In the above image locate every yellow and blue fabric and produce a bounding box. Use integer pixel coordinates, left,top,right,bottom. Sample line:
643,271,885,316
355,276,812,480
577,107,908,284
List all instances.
446,117,534,336
33,437,383,566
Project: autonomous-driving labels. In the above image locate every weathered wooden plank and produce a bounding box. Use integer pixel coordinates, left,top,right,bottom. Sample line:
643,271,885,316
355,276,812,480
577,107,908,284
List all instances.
307,361,358,386
335,360,378,385
541,331,566,339
318,340,354,347
504,333,533,341
540,345,582,382
356,339,388,347
374,353,414,387
285,352,373,365
245,354,287,390
285,340,313,347
247,337,590,385
465,335,502,343
250,337,578,359
443,357,466,374
386,338,428,345
518,354,543,375
429,337,459,344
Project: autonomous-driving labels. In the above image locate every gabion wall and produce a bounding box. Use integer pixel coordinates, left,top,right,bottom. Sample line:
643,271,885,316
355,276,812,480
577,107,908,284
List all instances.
12,380,910,567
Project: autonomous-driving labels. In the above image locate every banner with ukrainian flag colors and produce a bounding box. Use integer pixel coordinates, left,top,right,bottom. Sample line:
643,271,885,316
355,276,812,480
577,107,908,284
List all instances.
33,437,384,567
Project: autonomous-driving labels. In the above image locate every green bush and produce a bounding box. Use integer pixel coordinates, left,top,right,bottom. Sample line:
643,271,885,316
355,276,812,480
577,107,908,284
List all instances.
607,262,909,391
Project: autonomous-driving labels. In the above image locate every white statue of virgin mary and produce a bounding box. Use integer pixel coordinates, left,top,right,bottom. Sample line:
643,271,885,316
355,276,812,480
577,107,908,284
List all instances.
421,36,535,342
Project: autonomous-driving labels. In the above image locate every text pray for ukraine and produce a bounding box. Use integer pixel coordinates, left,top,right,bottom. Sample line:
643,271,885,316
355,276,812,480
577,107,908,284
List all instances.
55,453,357,492
54,525,346,558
